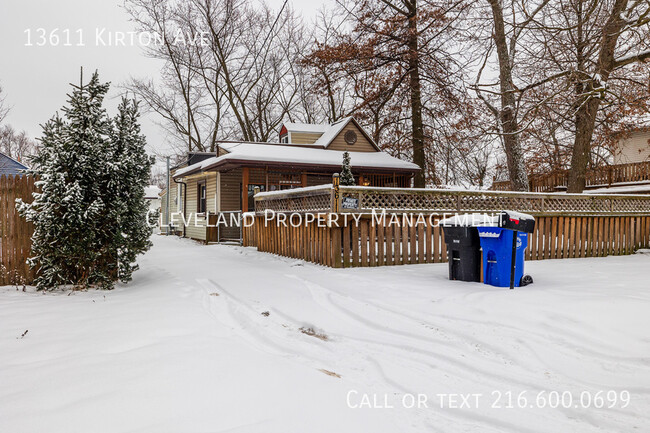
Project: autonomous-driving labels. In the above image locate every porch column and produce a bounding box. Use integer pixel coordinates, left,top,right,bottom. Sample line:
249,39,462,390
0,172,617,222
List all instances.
301,172,307,187
242,167,249,212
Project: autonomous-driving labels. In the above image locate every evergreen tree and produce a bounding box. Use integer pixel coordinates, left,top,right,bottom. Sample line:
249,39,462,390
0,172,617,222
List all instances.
17,71,152,290
340,151,355,186
108,98,154,283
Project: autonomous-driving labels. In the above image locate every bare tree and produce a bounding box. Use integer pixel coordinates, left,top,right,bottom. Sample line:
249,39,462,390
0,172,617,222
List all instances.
475,0,650,192
0,125,37,163
125,0,310,155
303,0,473,187
555,0,650,192
471,1,556,191
0,84,10,126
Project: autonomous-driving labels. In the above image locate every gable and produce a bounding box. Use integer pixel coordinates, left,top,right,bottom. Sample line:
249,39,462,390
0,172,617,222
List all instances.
0,154,28,176
327,122,377,153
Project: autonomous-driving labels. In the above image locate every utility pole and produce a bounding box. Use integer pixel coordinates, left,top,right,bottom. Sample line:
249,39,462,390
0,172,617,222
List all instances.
166,156,171,235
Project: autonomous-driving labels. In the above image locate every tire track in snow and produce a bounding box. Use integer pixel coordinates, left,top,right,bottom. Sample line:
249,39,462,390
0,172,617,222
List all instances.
295,273,650,395
196,278,333,361
282,275,580,433
286,275,543,384
283,274,650,433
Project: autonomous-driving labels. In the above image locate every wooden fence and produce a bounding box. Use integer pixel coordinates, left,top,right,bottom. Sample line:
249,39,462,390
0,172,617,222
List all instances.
0,175,36,285
241,184,650,268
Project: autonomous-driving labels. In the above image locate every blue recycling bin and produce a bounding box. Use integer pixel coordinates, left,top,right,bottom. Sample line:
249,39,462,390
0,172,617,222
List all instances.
476,227,528,288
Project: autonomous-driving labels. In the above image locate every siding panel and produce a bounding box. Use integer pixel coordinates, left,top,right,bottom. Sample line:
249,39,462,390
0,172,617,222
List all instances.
327,123,376,153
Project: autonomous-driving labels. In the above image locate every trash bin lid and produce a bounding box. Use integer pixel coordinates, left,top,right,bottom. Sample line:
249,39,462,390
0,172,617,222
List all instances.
498,211,535,233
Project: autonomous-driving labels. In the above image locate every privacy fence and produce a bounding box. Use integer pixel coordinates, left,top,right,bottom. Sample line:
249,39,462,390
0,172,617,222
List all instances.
0,175,36,285
242,183,650,268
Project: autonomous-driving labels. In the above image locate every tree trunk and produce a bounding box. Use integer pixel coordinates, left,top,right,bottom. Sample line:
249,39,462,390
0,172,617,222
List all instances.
566,0,628,192
567,98,600,192
407,1,427,188
488,0,529,191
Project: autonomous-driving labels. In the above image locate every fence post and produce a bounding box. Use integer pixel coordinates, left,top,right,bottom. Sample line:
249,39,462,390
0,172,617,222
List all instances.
332,174,340,213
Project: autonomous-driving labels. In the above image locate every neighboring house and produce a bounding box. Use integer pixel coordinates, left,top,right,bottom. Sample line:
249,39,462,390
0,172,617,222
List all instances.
163,117,420,242
0,152,28,176
612,128,650,164
144,185,162,213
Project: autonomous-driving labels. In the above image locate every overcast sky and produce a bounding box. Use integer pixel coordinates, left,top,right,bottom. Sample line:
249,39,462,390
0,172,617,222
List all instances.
0,0,330,164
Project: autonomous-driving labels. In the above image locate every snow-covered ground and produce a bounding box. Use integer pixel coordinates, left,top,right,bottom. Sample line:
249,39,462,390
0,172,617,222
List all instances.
1,236,649,433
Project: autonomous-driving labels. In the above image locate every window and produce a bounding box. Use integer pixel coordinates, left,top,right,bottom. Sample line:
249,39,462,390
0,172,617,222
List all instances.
197,181,207,213
247,184,265,211
280,134,289,144
344,130,357,145
176,184,182,211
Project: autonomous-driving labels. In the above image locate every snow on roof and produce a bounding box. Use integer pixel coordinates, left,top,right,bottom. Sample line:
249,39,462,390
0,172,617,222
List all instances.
280,117,379,149
313,117,354,147
144,185,161,199
0,152,29,176
282,122,330,134
174,142,420,178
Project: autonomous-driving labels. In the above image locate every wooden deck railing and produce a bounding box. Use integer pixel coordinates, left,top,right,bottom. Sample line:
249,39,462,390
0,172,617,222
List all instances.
244,182,650,268
492,161,650,192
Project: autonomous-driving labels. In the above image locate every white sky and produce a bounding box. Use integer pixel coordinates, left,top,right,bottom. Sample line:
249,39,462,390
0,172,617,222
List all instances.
0,0,331,163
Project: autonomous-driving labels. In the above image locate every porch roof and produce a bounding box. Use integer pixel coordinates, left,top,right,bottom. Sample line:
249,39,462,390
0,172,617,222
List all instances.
173,142,420,178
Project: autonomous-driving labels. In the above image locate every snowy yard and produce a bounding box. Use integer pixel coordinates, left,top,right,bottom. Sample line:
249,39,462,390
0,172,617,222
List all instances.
1,235,649,433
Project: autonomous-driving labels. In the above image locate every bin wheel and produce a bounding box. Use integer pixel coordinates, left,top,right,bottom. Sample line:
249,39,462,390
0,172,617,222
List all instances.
520,275,533,286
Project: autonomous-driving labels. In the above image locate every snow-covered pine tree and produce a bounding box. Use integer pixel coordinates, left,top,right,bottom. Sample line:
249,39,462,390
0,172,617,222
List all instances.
18,72,112,289
17,71,152,290
107,97,153,283
340,151,355,186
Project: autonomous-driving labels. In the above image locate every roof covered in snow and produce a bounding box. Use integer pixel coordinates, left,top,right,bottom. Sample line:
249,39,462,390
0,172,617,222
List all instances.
279,117,381,150
282,122,330,134
174,142,420,178
0,152,29,176
144,185,161,199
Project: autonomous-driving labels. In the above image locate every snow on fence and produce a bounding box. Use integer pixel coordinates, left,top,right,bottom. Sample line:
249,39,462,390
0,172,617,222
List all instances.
242,183,650,268
0,175,36,285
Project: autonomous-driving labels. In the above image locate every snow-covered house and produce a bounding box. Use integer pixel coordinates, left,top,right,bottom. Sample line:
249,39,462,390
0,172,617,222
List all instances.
0,152,28,176
144,185,161,213
164,117,420,241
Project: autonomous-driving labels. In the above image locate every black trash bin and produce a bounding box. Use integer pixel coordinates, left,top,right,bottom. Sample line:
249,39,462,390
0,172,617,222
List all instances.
441,225,481,282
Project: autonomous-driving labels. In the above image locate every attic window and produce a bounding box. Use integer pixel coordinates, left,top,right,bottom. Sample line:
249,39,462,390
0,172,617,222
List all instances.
344,130,357,145
280,135,289,144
